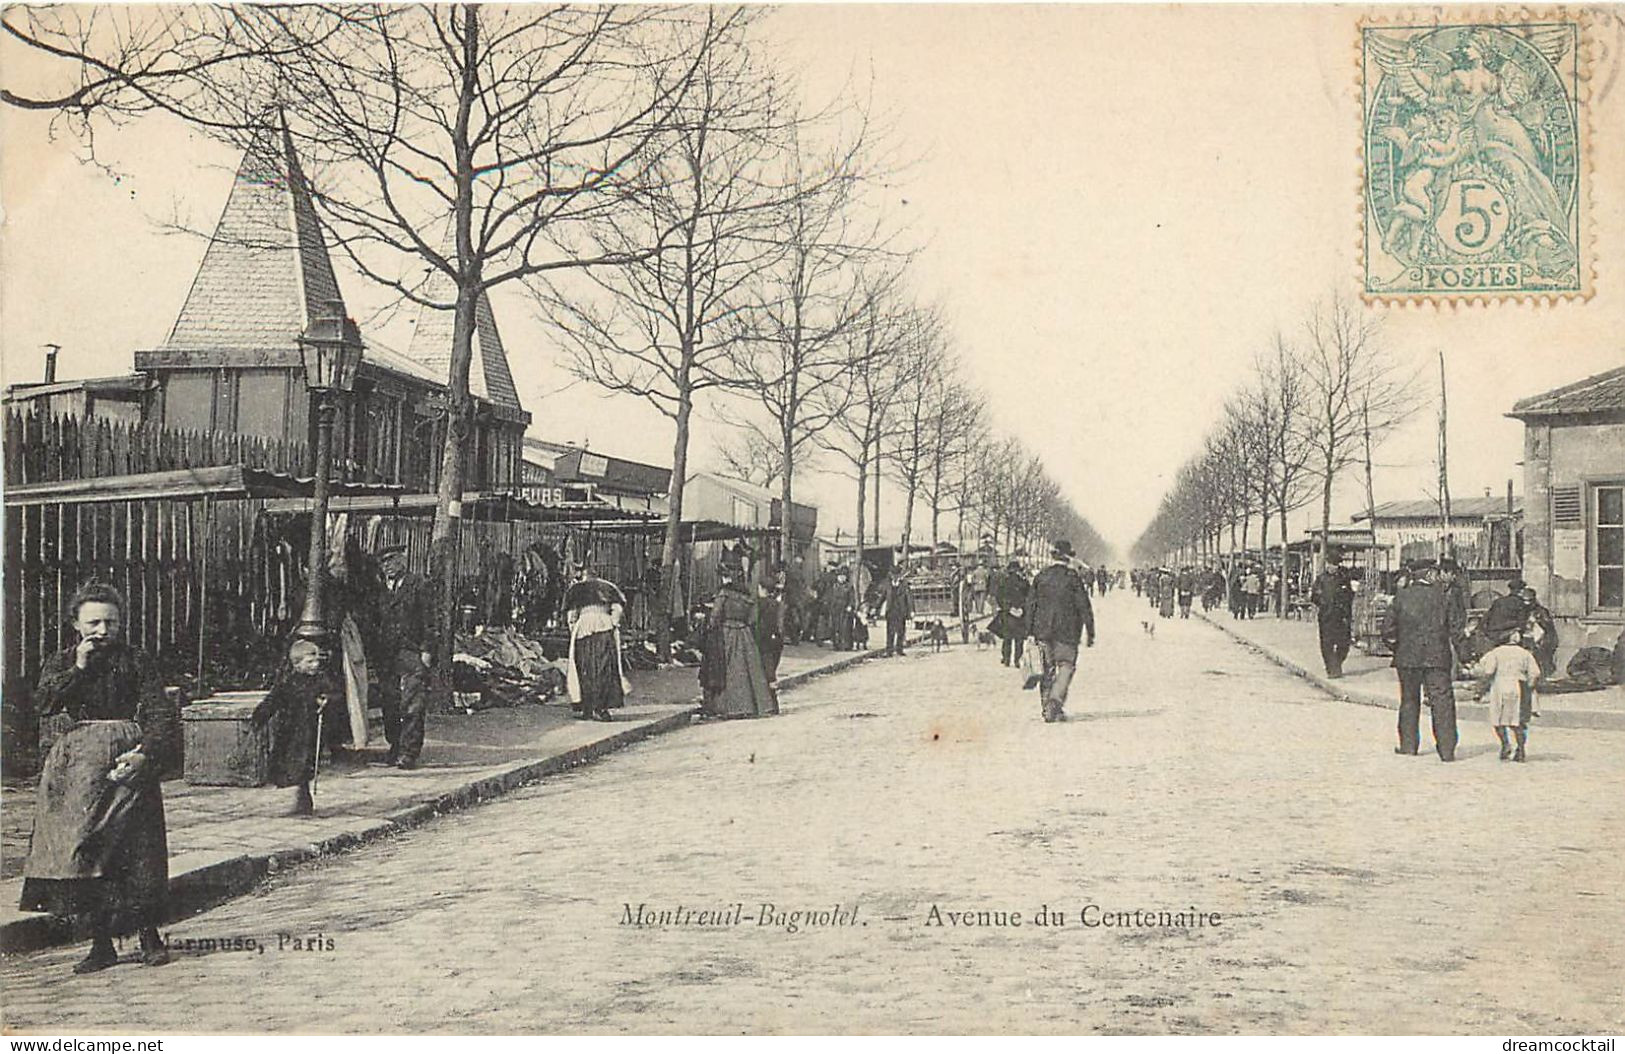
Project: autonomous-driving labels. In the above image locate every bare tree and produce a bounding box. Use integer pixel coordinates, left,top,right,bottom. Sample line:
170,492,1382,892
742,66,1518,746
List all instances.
1296,295,1421,565
535,11,800,655
6,4,729,697
714,423,788,490
922,379,984,550
809,278,914,550
734,115,898,555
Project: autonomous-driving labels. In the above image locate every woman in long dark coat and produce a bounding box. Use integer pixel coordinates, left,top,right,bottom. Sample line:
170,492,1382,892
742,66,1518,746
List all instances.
22,582,177,973
700,571,777,718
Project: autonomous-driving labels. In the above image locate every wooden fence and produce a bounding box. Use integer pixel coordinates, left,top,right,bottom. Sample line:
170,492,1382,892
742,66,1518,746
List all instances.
4,409,309,485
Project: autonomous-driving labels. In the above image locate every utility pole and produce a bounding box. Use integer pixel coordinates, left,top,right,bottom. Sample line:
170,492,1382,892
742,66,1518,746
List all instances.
1438,350,1452,561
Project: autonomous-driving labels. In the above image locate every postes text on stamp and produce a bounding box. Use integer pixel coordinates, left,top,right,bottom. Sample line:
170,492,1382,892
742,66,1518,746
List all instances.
1362,19,1585,301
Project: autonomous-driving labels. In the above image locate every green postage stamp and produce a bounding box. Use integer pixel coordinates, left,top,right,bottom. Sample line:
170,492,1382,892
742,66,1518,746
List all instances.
1362,16,1588,301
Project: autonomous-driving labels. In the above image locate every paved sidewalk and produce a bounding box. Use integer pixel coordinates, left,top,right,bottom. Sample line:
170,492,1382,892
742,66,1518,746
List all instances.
0,627,945,953
1199,611,1625,731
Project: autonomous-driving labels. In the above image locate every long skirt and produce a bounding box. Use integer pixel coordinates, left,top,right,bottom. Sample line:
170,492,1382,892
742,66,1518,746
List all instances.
20,720,169,924
1159,591,1176,618
573,630,625,712
704,623,777,718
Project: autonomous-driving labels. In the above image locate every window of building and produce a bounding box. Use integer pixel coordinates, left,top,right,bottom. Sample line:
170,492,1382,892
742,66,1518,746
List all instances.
1594,482,1624,611
163,371,215,431
234,369,291,440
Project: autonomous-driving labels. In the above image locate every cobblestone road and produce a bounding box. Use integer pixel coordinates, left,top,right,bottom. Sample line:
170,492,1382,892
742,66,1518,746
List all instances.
5,592,1623,1034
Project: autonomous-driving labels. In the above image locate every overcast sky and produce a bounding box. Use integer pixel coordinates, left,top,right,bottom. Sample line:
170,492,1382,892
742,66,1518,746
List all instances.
3,5,1622,557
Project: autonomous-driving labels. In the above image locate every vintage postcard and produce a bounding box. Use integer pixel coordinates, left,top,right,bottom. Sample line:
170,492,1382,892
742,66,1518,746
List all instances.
1,3,1622,1040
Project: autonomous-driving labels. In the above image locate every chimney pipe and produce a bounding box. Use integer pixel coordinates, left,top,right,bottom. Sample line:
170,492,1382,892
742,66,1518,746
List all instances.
43,343,60,385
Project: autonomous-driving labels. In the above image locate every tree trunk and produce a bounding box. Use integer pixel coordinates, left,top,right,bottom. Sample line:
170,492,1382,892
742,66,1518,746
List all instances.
1319,459,1335,568
778,421,796,560
428,6,482,712
854,440,868,554
655,378,694,661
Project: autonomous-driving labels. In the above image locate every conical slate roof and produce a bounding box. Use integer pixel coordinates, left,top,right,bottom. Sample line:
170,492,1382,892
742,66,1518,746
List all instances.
162,123,344,354
405,267,522,412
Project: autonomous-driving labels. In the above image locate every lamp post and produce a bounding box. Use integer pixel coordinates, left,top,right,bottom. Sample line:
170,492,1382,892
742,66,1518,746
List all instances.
292,299,364,647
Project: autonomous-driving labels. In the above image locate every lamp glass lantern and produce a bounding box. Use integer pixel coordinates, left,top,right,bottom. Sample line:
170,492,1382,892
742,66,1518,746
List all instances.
297,300,363,394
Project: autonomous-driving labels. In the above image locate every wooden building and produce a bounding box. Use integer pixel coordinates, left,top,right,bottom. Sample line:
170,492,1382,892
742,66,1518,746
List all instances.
8,124,530,490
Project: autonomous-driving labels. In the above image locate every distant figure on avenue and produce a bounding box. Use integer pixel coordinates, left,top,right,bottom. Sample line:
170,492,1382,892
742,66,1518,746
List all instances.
957,569,976,644
375,546,433,768
991,560,1030,667
22,583,177,973
1241,565,1264,619
1310,552,1355,678
824,568,857,651
1157,568,1176,619
783,555,809,645
757,570,787,698
881,565,915,657
565,563,629,722
1176,566,1196,619
251,638,336,816
700,569,777,718
968,561,990,615
1381,560,1465,762
1473,629,1538,762
1026,540,1096,723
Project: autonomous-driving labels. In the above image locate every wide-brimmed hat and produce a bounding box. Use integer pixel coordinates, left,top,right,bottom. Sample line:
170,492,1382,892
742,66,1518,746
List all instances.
1051,539,1075,559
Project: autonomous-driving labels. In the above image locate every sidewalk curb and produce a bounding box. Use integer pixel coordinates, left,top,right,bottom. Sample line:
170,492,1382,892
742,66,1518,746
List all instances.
1,619,968,955
1198,613,1625,732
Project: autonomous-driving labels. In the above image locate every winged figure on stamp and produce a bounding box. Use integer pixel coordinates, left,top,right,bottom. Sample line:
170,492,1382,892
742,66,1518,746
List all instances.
1368,25,1576,276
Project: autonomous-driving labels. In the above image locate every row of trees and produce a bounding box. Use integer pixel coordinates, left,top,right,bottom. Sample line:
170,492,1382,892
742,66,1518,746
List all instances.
1,4,1111,664
1130,296,1420,609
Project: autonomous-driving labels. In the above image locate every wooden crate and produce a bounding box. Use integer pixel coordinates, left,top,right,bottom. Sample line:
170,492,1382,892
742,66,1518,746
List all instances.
182,696,269,787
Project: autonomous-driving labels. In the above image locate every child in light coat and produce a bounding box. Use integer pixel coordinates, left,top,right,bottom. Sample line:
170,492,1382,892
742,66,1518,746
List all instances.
1473,629,1539,762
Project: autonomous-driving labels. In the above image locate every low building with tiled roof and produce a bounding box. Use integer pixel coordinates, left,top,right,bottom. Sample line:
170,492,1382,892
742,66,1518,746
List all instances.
111,122,530,491
1352,493,1523,568
1507,363,1625,639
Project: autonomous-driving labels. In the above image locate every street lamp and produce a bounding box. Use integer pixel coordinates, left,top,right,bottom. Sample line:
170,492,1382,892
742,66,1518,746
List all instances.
292,299,364,647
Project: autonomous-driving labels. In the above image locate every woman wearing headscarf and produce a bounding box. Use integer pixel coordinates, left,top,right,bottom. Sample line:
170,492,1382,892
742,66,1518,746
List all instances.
699,567,777,718
22,582,178,973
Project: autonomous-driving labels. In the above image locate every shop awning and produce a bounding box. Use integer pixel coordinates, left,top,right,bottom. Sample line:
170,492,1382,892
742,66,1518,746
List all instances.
3,465,406,507
261,489,661,525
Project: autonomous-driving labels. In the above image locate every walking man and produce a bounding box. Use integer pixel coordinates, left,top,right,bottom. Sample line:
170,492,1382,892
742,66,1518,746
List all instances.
993,560,1030,668
1381,560,1464,762
881,565,914,656
1026,540,1096,723
375,546,433,769
1310,550,1355,678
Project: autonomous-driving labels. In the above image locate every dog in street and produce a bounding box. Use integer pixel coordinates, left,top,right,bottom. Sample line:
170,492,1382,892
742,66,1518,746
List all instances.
1141,620,1156,637
927,620,950,652
976,629,997,650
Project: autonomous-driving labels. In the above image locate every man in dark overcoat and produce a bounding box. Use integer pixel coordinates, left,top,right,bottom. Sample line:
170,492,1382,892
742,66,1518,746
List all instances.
1381,560,1465,761
881,565,915,657
992,560,1030,667
1310,551,1355,678
1025,540,1096,723
375,546,434,769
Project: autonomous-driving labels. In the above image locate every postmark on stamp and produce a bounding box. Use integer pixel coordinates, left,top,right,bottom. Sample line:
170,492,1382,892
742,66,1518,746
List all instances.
1361,17,1587,301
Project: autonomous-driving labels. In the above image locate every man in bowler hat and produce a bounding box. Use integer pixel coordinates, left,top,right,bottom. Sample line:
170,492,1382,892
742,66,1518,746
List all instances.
1381,560,1464,761
1025,539,1095,723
